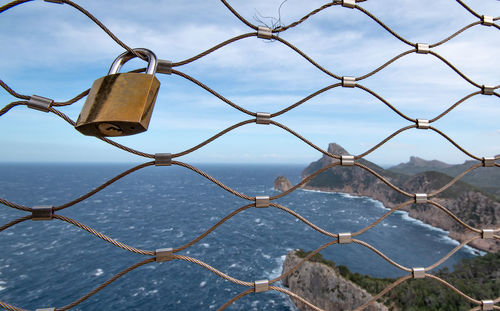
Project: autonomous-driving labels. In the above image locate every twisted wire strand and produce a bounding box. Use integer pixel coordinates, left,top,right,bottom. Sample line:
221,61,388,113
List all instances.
353,239,412,272
0,79,29,100
352,200,414,236
54,162,155,211
273,36,342,80
273,1,337,33
53,214,155,256
0,198,31,212
425,236,480,271
271,286,323,311
0,1,499,310
0,301,26,311
429,91,482,123
354,162,413,197
0,0,32,14
355,125,416,159
57,258,155,311
355,6,414,47
47,106,155,158
427,201,483,233
271,203,338,239
60,0,144,60
455,0,482,20
52,89,90,107
426,273,481,305
172,254,253,287
172,119,255,158
355,84,416,122
0,215,32,232
356,49,415,81
0,101,26,117
429,51,482,88
428,162,482,197
271,161,341,200
172,161,254,201
430,21,481,48
217,288,254,311
269,120,340,159
219,0,258,30
173,204,254,253
353,275,412,311
171,69,256,116
271,239,338,283
171,33,257,67
430,126,482,161
270,83,342,118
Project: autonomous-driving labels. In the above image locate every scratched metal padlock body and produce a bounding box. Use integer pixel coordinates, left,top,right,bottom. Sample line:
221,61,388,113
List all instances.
75,48,160,137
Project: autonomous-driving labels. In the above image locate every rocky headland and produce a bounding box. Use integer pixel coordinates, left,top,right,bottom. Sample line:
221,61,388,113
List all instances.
282,250,388,311
282,249,500,311
275,143,499,252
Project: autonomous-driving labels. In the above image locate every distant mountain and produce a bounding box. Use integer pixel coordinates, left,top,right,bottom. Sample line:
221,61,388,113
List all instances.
389,157,500,197
389,156,452,175
301,143,500,252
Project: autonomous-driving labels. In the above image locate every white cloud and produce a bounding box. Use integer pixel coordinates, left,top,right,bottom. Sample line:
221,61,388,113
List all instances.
0,0,498,164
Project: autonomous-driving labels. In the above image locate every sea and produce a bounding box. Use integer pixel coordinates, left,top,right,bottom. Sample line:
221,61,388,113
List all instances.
0,163,480,310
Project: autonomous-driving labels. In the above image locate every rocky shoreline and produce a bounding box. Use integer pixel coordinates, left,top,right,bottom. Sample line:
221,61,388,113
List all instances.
274,143,499,253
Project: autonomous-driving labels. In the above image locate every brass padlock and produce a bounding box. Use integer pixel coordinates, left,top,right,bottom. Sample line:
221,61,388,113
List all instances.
75,48,160,137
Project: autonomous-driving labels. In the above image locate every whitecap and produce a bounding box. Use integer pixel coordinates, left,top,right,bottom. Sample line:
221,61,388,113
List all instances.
201,243,210,248
94,268,103,276
200,281,206,287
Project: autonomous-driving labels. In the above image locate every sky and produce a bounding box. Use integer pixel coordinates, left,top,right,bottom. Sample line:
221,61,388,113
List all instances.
0,0,499,165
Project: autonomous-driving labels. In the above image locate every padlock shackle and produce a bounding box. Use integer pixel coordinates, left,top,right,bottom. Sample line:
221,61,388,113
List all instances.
108,48,158,75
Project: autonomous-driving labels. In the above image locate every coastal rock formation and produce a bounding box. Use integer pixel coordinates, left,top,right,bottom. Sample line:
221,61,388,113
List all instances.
282,250,388,311
301,143,500,253
274,176,293,192
283,250,500,310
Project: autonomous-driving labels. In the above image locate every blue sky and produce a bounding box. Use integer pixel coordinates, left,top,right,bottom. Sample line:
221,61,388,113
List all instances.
0,0,498,165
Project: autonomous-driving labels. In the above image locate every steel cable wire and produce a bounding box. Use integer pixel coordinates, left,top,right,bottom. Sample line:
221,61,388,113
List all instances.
0,0,499,310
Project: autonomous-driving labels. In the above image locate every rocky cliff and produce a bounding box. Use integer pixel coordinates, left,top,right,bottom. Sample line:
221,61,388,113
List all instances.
283,250,500,311
301,143,500,253
282,250,388,311
274,175,293,192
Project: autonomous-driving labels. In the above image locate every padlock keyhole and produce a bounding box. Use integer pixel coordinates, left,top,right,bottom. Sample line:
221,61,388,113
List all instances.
98,123,124,136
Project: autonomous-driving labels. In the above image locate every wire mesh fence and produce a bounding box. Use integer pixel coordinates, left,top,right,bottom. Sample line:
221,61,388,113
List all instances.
1,0,499,310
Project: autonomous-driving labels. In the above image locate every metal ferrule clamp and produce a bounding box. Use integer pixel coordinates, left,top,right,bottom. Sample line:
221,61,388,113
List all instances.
482,229,494,239
481,300,494,311
338,232,352,244
28,95,53,112
257,27,273,39
416,119,430,129
482,157,495,167
256,112,271,125
255,196,270,208
156,248,174,262
482,85,494,95
416,43,430,54
415,193,427,204
342,76,355,87
32,205,53,221
341,155,354,166
254,280,269,293
155,153,172,166
341,0,356,8
412,267,425,279
157,59,173,74
482,15,494,26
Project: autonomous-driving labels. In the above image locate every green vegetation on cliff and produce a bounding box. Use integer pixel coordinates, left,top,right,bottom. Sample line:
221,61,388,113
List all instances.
296,250,500,311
